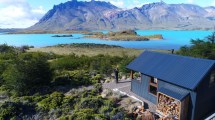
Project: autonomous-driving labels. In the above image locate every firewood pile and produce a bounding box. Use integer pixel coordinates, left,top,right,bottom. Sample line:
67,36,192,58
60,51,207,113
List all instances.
157,93,180,120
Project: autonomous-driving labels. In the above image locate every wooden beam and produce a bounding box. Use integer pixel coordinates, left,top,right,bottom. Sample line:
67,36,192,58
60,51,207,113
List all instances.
130,70,134,79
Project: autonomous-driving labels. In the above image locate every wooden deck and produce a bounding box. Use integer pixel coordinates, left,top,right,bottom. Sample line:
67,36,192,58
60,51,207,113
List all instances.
102,79,157,113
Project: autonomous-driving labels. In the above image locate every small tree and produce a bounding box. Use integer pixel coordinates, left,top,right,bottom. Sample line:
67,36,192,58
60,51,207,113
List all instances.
206,31,215,44
2,53,53,95
177,32,215,60
0,44,16,53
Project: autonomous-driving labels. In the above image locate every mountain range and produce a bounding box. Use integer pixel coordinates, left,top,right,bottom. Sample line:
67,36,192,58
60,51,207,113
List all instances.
29,0,215,31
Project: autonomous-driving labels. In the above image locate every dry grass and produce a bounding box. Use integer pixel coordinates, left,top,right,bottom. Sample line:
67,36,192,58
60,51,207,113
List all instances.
28,44,171,57
28,45,143,57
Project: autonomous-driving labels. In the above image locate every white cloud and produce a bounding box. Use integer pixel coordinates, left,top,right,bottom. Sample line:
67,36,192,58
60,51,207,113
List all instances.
0,0,25,4
100,0,125,8
98,0,145,9
0,0,46,28
32,6,46,14
128,0,146,8
109,0,124,8
187,0,194,4
213,0,215,6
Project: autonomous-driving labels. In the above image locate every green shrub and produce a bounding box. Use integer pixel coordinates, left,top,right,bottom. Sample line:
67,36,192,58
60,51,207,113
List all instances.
93,114,107,120
91,74,103,83
0,101,35,119
99,106,113,115
76,97,103,111
61,96,77,113
52,76,71,86
103,99,115,107
54,70,92,87
22,95,44,103
2,53,53,95
94,83,103,93
38,92,64,111
58,115,72,120
71,109,95,120
110,108,120,117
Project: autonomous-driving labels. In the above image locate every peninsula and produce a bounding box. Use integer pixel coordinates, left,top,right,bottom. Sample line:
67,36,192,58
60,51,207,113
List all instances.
84,30,163,41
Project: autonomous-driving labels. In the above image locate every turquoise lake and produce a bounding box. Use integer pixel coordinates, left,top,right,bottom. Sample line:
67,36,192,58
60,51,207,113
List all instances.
0,30,213,50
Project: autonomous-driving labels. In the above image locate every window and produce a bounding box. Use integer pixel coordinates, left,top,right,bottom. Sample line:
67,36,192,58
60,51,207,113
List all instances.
149,77,158,95
210,71,215,87
151,77,158,84
149,85,157,95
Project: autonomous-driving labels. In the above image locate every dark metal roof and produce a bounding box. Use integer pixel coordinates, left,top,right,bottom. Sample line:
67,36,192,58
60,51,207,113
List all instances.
158,87,189,101
127,51,215,90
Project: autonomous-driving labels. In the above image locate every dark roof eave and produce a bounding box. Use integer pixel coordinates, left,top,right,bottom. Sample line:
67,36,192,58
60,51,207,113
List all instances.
126,51,215,90
127,67,196,91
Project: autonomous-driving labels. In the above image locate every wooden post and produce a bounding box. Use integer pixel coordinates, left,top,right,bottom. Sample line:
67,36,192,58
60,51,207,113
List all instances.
130,70,134,79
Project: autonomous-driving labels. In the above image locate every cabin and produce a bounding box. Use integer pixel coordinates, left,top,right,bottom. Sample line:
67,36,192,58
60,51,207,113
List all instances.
126,51,215,120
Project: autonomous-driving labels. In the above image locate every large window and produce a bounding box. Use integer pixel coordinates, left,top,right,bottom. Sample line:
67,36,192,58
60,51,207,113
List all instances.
210,71,215,87
149,77,158,95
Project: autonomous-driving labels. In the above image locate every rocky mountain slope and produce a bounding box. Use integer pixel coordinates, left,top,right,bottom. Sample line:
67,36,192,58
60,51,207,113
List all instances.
29,0,215,30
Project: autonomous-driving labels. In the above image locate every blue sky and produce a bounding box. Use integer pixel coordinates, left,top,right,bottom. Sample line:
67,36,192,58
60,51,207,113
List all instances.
23,0,215,11
0,0,215,28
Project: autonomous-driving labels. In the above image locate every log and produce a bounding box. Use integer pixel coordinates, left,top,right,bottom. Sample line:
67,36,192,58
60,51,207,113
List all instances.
157,93,180,119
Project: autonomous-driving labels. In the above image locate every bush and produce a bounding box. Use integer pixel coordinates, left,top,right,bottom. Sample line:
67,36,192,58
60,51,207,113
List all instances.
52,76,71,86
91,83,103,94
71,109,95,120
76,97,103,110
91,74,103,83
0,101,36,119
51,54,132,76
61,96,77,113
0,44,17,53
177,32,215,60
2,53,53,95
99,106,113,115
37,92,64,111
58,115,72,120
53,70,92,87
22,95,45,103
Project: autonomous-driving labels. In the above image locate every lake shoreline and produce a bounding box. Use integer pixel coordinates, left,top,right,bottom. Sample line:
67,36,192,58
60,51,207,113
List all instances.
0,30,213,50
6,29,213,35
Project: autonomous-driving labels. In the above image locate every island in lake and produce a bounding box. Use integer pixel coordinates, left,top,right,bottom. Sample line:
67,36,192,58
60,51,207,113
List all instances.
52,34,73,37
85,30,163,41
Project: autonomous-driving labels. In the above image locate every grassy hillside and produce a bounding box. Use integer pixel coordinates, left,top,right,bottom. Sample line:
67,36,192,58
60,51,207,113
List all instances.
28,44,144,57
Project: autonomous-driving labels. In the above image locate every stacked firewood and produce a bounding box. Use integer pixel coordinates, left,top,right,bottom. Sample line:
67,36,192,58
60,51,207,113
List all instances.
157,94,180,120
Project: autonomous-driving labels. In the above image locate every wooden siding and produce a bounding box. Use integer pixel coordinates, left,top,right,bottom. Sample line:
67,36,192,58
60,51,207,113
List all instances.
131,73,198,120
195,67,215,120
131,74,157,104
180,95,190,120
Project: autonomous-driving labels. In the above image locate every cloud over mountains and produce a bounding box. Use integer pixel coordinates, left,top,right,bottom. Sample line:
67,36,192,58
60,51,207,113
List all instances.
0,0,46,28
